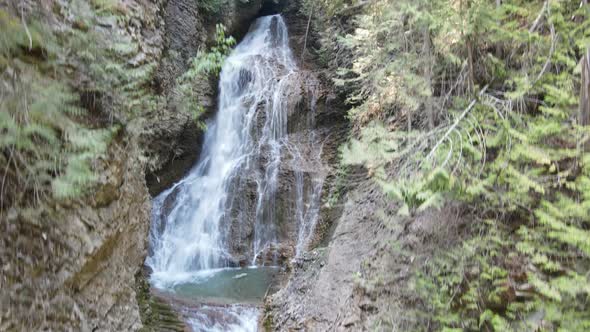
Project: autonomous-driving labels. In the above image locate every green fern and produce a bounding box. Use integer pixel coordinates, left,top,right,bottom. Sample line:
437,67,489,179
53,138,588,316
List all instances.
174,24,235,125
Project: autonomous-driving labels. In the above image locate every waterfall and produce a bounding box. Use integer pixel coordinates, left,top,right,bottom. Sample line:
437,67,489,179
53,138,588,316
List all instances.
146,14,326,331
147,14,312,286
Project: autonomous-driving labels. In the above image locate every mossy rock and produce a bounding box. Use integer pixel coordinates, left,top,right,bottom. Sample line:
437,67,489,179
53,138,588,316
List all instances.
135,270,186,332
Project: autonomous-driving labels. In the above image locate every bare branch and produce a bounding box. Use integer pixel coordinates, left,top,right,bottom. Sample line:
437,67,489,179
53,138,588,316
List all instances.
533,23,556,85
425,85,489,161
529,1,549,33
20,5,33,51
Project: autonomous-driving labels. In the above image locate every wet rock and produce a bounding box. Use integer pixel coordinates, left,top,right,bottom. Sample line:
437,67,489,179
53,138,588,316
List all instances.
264,182,388,331
144,117,203,197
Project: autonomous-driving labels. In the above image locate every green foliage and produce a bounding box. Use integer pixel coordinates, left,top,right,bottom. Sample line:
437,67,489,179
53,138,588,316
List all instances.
1,0,161,211
187,24,236,76
64,26,162,119
326,165,349,207
0,66,115,206
195,0,227,15
174,24,235,125
414,223,543,331
329,0,590,330
379,168,448,216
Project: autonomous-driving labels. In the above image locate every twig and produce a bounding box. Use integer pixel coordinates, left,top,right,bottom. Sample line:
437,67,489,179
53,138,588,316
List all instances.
440,136,454,169
438,63,468,112
451,127,465,176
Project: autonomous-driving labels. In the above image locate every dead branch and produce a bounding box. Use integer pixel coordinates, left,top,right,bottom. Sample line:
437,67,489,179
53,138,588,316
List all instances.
301,2,313,60
580,48,590,126
529,1,549,33
425,85,489,161
533,23,556,85
19,4,33,51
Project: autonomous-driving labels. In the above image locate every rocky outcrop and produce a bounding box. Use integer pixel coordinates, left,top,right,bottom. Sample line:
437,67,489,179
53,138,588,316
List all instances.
0,133,152,331
0,0,164,330
0,0,271,330
143,0,212,197
265,176,472,331
264,179,393,331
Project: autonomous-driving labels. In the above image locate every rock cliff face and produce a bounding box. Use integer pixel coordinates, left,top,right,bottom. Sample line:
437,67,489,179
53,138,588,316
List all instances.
144,0,349,267
264,179,392,331
0,0,365,330
0,122,154,331
215,3,349,267
0,0,271,330
0,0,163,329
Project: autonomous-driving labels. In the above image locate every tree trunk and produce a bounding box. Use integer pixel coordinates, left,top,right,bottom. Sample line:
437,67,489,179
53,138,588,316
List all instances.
580,48,590,126
423,27,434,130
495,0,502,58
465,0,476,94
467,36,475,94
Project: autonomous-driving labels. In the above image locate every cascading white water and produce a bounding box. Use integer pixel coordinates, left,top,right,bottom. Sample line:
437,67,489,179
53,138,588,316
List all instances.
291,141,326,258
146,14,325,331
147,14,302,286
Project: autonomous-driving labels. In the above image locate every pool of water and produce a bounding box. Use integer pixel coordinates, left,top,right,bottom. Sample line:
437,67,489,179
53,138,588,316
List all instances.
156,267,280,305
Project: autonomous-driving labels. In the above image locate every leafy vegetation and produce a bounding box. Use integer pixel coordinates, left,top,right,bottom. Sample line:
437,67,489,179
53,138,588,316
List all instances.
0,0,237,215
195,0,227,15
308,0,590,330
174,24,236,125
0,0,163,213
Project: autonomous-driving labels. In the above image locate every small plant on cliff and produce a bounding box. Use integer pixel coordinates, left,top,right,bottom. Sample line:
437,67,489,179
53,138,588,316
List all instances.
0,10,118,211
175,24,236,125
195,0,226,15
186,24,236,76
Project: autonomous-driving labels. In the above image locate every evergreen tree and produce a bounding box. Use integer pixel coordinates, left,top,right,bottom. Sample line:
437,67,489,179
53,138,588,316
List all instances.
312,0,590,329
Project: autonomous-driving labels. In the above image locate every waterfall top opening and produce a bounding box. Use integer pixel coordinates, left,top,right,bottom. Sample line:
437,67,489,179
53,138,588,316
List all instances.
257,2,286,17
